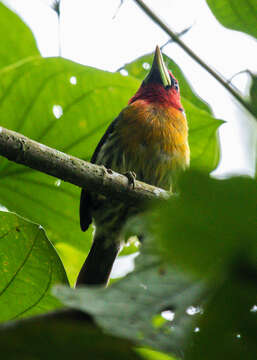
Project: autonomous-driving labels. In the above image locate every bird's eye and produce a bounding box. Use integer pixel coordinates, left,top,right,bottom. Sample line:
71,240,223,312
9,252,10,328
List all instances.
174,80,179,92
168,74,179,92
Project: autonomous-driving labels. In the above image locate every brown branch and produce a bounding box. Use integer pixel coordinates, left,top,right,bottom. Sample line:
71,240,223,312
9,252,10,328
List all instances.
0,126,168,203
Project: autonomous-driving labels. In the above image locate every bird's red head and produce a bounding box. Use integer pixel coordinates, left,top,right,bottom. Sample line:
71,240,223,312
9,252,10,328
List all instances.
129,46,183,112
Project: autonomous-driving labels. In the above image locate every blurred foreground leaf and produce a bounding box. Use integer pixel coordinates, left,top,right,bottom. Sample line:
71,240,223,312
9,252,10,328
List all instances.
206,0,257,39
0,316,143,360
148,171,257,277
185,262,257,360
54,244,203,357
0,211,68,322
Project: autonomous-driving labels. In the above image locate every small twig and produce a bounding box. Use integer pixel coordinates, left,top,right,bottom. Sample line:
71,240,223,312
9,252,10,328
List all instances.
227,69,251,85
50,0,60,16
160,24,193,50
0,126,168,204
48,0,62,56
57,14,61,57
133,0,256,119
225,70,252,95
112,0,125,20
40,1,62,56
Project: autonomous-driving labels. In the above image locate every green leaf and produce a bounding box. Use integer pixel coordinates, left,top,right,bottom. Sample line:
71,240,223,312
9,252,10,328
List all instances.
185,262,257,360
119,236,140,256
0,57,140,281
0,211,68,322
206,0,257,39
122,53,223,172
0,315,143,360
148,171,257,278
0,3,40,68
54,244,203,356
183,99,222,172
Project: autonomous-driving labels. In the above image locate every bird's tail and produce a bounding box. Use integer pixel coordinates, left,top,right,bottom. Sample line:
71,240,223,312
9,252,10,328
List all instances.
76,233,121,286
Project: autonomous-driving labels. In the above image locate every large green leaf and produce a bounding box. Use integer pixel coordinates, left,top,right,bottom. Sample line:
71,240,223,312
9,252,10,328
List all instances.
0,57,140,282
0,211,68,322
122,53,223,172
0,316,143,360
0,3,40,68
206,0,257,39
54,243,203,357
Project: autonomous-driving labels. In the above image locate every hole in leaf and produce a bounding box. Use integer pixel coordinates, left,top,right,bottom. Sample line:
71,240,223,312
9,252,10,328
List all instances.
250,305,257,312
52,105,63,119
186,305,203,315
0,205,8,212
120,69,128,76
142,62,150,70
55,179,61,187
161,310,175,321
70,76,77,85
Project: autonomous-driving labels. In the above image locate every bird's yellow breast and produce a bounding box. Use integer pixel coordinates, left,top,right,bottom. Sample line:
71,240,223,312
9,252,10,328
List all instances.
116,100,190,191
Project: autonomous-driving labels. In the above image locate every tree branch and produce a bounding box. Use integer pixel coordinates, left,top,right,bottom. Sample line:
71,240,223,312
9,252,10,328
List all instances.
134,0,256,119
0,126,168,203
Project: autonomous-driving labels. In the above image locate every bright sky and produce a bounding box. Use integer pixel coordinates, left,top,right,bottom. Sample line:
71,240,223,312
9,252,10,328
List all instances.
3,0,257,176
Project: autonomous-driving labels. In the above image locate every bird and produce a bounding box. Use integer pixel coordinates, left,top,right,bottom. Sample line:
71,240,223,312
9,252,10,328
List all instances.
76,46,190,286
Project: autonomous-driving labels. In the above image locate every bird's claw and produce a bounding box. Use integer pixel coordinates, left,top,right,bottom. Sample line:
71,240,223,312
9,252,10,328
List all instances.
124,171,136,189
100,165,113,175
100,165,108,175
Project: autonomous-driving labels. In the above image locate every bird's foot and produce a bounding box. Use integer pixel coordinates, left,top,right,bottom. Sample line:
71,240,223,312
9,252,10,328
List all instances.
100,165,113,176
99,165,107,175
124,171,136,189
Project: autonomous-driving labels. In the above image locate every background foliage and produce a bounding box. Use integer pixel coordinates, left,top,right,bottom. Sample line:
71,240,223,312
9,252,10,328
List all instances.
0,1,256,359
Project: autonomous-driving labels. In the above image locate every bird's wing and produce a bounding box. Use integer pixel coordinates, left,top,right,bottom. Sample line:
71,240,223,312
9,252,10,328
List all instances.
79,117,119,232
